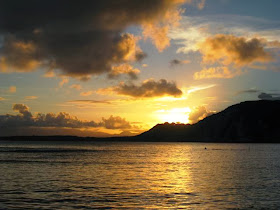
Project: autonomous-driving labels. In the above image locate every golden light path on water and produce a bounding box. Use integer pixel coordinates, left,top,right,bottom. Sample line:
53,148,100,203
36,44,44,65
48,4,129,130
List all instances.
1,142,280,209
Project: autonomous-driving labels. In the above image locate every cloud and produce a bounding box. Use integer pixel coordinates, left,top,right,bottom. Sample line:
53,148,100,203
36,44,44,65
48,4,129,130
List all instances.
99,79,182,98
170,59,190,67
198,34,272,66
187,84,216,94
80,91,93,97
236,89,260,95
70,84,82,91
68,100,111,105
0,0,185,78
102,115,132,129
258,92,280,100
170,15,280,55
59,77,69,87
194,66,242,79
25,96,38,100
12,104,32,118
43,70,55,78
0,97,6,101
189,106,214,123
108,64,140,80
197,0,206,10
142,64,148,68
9,86,16,93
80,90,93,96
0,104,134,131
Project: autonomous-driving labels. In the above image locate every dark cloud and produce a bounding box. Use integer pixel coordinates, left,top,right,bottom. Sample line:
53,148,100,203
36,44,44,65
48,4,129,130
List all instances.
101,79,182,98
236,89,260,95
0,104,134,130
258,92,280,100
135,51,148,62
169,59,190,67
189,106,215,124
0,0,185,78
13,104,32,118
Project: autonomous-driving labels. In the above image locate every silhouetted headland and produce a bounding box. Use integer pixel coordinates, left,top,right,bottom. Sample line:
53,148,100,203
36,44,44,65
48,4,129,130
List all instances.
1,100,280,143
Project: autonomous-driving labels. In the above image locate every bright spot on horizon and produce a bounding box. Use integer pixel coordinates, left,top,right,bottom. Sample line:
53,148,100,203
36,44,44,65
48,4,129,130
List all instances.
156,107,191,124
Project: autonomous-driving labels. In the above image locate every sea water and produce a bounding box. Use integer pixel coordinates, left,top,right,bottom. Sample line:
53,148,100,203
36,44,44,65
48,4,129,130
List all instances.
0,141,280,209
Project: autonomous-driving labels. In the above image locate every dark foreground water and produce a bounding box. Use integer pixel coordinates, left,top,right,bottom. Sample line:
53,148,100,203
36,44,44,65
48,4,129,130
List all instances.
0,141,280,209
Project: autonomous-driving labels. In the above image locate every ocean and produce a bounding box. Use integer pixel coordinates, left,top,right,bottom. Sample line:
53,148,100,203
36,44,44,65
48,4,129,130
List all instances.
0,141,280,209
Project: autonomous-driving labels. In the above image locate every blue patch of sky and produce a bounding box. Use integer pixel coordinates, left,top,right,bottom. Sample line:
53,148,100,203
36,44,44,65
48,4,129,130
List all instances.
183,0,280,21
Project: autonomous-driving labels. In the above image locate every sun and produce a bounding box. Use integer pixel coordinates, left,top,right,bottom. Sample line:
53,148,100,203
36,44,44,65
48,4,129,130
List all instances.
157,107,191,124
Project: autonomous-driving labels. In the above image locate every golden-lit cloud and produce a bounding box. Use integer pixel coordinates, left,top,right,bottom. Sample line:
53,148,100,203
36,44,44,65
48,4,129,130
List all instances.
194,66,242,79
80,91,93,97
198,34,272,66
9,86,16,93
25,96,38,100
189,106,215,123
99,79,183,98
43,70,56,78
142,24,170,52
142,64,148,68
70,84,82,90
108,64,140,80
0,97,6,101
141,1,185,52
113,33,145,63
0,38,40,72
59,77,69,87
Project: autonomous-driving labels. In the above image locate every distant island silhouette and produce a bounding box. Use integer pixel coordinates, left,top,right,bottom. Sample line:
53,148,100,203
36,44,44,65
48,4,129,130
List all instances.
1,100,280,143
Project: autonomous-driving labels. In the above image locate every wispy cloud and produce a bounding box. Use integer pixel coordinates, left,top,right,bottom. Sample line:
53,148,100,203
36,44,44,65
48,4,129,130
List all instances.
187,84,217,94
236,89,260,95
80,91,93,96
25,96,38,100
70,84,82,90
68,100,112,105
194,66,243,79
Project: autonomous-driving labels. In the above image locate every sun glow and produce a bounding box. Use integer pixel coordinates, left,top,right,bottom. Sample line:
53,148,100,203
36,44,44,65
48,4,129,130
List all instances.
156,107,191,124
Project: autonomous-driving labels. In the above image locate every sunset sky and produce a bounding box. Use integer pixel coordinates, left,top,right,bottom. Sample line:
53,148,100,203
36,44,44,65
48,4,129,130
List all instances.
0,0,280,137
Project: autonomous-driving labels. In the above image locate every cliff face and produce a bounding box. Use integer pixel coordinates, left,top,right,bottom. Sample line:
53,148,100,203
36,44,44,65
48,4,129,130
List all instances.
138,100,280,142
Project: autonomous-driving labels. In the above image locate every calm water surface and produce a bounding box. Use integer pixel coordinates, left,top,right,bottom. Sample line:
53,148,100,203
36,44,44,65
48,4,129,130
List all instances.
0,141,280,209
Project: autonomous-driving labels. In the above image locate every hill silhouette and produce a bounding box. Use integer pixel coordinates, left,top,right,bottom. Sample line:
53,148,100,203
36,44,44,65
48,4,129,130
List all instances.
1,100,280,143
136,100,280,142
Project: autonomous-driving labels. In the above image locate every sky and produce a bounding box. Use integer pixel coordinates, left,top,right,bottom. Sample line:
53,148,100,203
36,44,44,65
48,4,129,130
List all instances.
0,0,280,137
